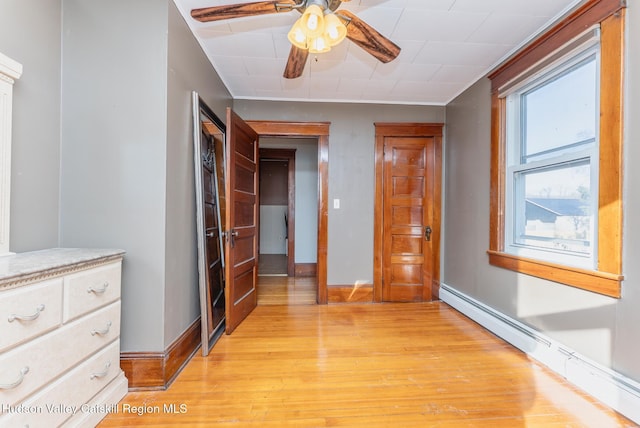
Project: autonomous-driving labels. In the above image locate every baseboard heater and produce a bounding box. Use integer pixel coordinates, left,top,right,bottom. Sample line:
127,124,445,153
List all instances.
440,283,640,425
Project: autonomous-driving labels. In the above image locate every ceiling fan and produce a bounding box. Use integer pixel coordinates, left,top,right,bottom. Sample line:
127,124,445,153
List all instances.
191,0,401,79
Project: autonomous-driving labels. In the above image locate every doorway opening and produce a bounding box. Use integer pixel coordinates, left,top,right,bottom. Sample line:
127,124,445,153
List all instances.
247,121,330,304
257,139,318,305
258,148,296,277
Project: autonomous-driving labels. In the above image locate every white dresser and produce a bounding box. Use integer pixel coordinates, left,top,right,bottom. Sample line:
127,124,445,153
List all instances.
0,248,128,427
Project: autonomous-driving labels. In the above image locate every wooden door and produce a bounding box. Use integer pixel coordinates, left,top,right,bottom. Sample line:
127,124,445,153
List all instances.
224,108,259,334
375,123,442,302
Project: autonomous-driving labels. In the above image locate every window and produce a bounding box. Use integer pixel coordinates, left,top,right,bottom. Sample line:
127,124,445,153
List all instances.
487,0,625,298
505,41,599,269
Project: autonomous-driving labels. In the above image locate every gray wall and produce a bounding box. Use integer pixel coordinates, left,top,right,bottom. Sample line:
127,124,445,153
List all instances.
60,0,170,352
443,4,640,382
165,1,233,348
614,1,640,381
233,101,445,285
59,0,232,352
0,0,61,252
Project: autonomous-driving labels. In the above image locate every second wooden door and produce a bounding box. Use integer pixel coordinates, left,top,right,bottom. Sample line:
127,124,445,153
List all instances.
375,123,442,302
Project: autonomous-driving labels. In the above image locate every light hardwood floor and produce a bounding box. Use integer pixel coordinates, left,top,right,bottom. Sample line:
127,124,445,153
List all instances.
257,275,317,306
101,283,636,427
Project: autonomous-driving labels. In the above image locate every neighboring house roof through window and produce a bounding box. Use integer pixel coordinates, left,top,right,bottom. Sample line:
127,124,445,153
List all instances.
526,198,589,220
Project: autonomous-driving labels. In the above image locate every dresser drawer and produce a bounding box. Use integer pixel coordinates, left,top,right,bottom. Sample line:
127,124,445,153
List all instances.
1,341,121,428
0,278,63,353
63,261,121,322
64,371,128,428
0,301,121,406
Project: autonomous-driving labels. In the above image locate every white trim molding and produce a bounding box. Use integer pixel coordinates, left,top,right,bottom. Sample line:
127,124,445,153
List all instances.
0,51,23,256
440,283,640,425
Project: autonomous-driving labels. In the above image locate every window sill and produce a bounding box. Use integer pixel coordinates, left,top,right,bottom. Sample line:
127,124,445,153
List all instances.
487,250,622,298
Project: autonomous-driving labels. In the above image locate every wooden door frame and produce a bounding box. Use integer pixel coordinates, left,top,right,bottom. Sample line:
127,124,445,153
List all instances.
259,148,296,277
373,123,443,302
247,121,330,304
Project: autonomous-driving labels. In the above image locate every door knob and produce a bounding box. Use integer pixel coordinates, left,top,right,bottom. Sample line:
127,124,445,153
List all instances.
229,229,239,248
425,226,432,241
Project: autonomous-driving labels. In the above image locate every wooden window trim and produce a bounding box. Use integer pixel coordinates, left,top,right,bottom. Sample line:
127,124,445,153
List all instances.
488,0,625,298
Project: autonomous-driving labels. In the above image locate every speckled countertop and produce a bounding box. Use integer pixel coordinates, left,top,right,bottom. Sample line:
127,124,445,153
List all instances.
0,248,125,290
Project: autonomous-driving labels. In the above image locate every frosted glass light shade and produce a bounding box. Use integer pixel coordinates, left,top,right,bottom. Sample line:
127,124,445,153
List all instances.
308,35,331,53
301,5,325,37
287,18,308,49
324,13,347,46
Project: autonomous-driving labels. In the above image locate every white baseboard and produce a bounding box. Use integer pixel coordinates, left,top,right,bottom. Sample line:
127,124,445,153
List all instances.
440,283,640,425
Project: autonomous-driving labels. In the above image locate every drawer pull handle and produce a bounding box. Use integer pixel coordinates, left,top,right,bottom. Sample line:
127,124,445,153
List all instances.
91,321,112,336
87,282,109,295
8,304,45,323
90,361,111,380
0,366,29,390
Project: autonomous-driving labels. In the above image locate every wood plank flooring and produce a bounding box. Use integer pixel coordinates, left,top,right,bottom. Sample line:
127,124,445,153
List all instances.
258,254,288,276
257,275,317,306
100,301,636,427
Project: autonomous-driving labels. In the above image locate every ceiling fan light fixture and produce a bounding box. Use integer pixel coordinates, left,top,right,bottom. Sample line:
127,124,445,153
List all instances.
191,0,401,80
323,13,346,46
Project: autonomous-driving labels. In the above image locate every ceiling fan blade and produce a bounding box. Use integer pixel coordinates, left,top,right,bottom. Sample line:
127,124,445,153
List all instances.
283,45,309,79
338,10,401,63
191,0,297,23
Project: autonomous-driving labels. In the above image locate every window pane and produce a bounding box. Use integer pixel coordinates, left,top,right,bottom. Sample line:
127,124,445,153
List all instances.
522,56,597,162
514,160,592,256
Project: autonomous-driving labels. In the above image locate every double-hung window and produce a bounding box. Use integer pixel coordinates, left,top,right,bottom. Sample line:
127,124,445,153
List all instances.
487,0,625,298
504,38,599,270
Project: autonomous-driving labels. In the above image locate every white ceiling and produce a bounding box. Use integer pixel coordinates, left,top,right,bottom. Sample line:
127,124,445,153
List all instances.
173,0,584,106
